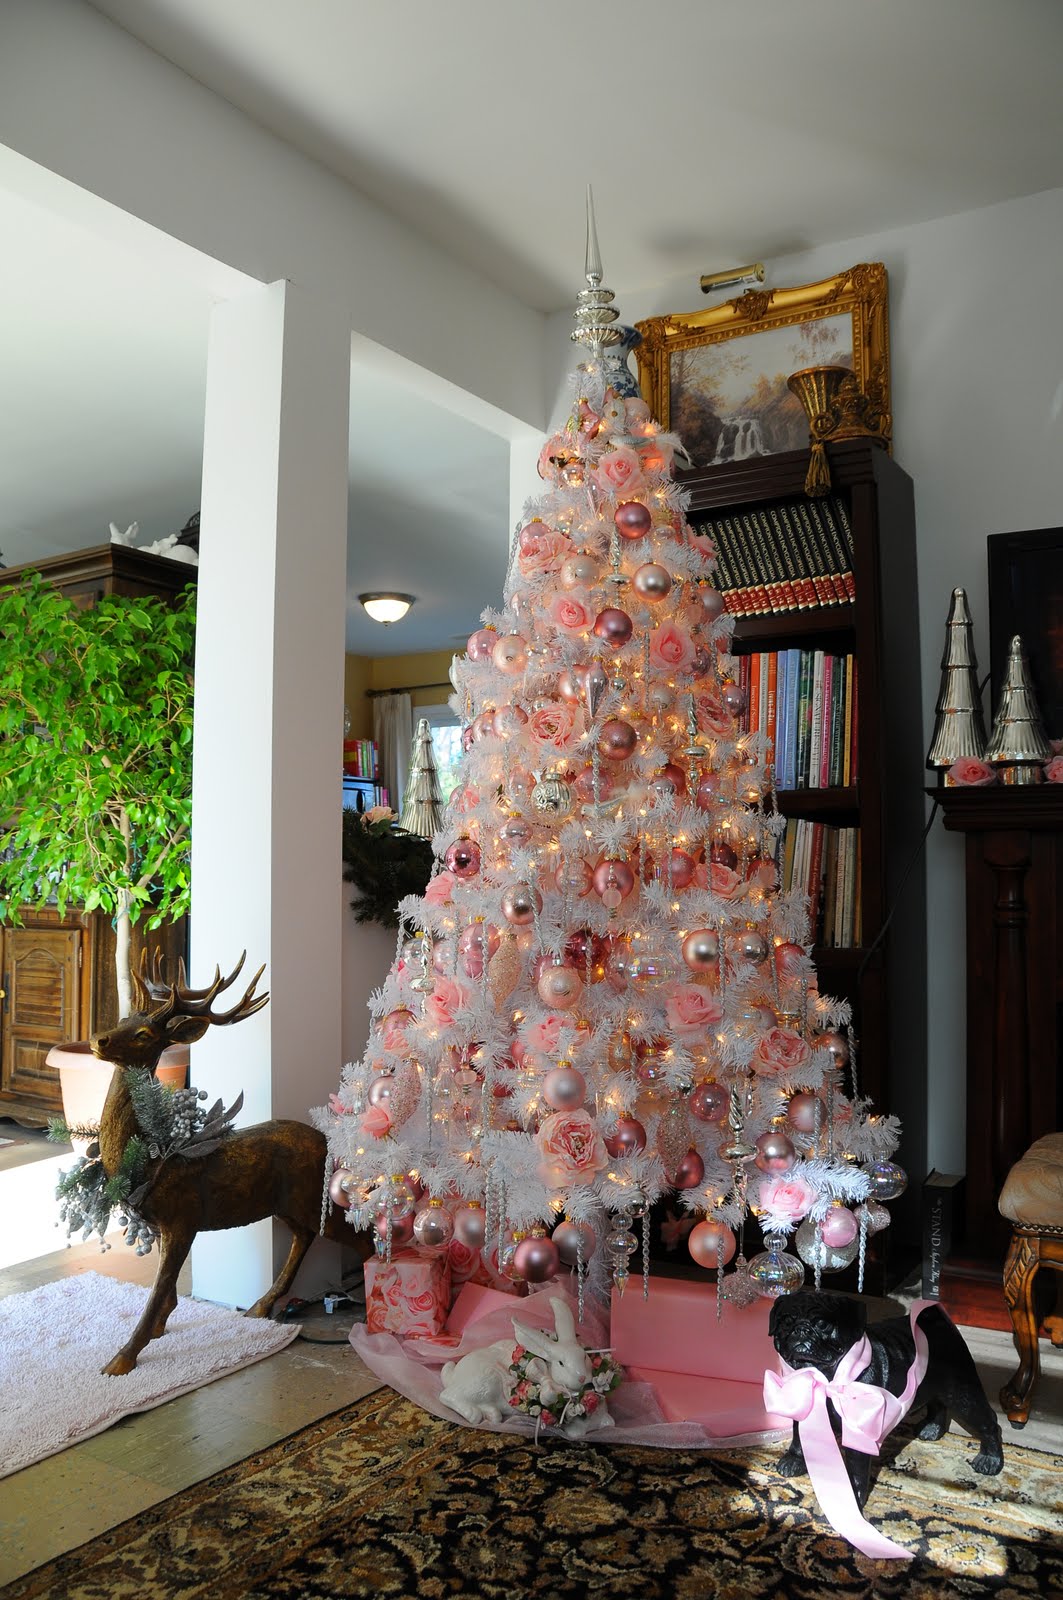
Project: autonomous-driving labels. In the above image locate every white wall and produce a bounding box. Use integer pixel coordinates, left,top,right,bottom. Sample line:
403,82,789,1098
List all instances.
544,185,1063,1174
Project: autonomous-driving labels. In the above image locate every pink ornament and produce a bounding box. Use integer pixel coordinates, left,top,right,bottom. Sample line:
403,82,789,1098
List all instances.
699,585,726,623
513,1233,560,1284
754,1130,796,1175
492,634,528,674
604,1116,647,1157
787,1092,822,1134
632,562,673,601
573,764,615,804
682,928,720,971
688,1219,736,1269
820,1205,859,1248
453,1201,487,1250
458,920,500,978
614,501,652,541
367,1075,398,1111
555,856,594,897
466,627,497,661
669,849,696,889
597,718,638,761
470,709,496,742
566,928,606,968
557,665,586,702
593,607,634,649
813,1030,851,1068
592,857,635,903
328,1166,354,1208
774,941,805,978
444,838,481,879
536,962,583,1010
500,883,542,925
500,815,533,847
494,704,528,741
374,1210,415,1248
552,1218,596,1266
518,520,547,553
413,1201,454,1251
670,1148,706,1190
560,552,600,589
689,1081,728,1123
710,840,738,869
721,681,747,715
542,1064,587,1111
694,773,721,810
660,762,688,797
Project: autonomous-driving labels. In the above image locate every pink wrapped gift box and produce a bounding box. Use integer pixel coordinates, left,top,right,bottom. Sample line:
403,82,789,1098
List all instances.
365,1247,452,1339
611,1277,787,1438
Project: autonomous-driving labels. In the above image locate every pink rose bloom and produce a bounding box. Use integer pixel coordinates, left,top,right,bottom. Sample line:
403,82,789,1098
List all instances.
665,982,725,1040
594,445,644,498
540,1409,557,1428
752,1027,813,1078
423,974,470,1030
686,525,717,562
529,700,580,752
423,871,456,907
695,687,734,739
1044,755,1063,783
328,1092,352,1116
583,1390,600,1413
649,623,697,675
360,1106,392,1138
949,756,996,786
381,1016,414,1055
694,861,742,900
758,1173,816,1224
364,804,394,825
538,432,575,480
453,786,481,815
524,1014,565,1057
549,592,593,633
519,527,569,576
537,1109,609,1185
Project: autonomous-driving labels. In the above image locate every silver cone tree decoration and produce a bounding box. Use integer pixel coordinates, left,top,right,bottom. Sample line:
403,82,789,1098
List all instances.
400,718,444,837
985,635,1051,783
926,587,988,774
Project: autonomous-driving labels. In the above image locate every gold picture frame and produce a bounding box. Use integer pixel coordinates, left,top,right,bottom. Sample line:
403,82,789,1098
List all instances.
635,263,891,469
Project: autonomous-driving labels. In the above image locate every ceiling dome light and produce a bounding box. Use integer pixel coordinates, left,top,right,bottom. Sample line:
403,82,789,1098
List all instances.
359,592,415,625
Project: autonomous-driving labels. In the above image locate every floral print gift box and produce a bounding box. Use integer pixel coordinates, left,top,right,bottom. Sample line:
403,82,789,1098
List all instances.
365,1248,452,1339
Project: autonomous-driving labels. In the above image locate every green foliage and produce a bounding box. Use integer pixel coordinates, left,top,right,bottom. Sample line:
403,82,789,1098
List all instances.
0,573,195,996
341,808,433,930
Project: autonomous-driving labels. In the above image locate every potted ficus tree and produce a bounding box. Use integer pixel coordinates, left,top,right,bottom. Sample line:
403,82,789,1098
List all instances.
0,572,196,1140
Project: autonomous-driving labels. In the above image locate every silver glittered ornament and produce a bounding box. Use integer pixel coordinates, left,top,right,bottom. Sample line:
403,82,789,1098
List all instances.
532,768,574,817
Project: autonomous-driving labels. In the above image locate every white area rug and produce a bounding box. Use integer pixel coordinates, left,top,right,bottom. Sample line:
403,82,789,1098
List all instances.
0,1273,300,1478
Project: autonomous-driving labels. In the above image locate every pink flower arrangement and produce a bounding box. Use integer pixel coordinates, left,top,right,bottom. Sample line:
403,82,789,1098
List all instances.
664,982,725,1040
548,592,594,633
649,622,697,675
593,445,644,498
948,756,996,786
528,700,580,752
537,1108,609,1185
694,860,743,900
1044,754,1063,784
752,1027,813,1078
423,871,456,906
423,975,470,1031
758,1173,816,1224
519,527,569,576
695,687,734,739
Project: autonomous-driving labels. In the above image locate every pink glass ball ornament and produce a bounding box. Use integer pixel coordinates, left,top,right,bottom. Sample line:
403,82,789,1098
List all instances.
444,838,481,879
682,928,720,971
598,718,638,761
327,1166,355,1208
689,1081,728,1123
787,1092,823,1135
470,709,496,742
593,607,634,649
604,1116,647,1157
459,920,500,979
513,1231,560,1284
774,941,806,978
573,763,616,805
552,1217,596,1267
560,552,600,589
739,929,769,964
453,1200,487,1251
374,1209,415,1248
536,961,583,1011
565,928,606,969
466,627,497,661
813,1031,851,1068
492,633,529,674
721,680,747,716
499,814,534,848
632,562,673,601
593,856,636,908
367,1075,399,1112
694,773,721,810
432,938,456,976
500,883,543,926
795,1217,859,1273
820,1204,859,1249
614,501,653,541
709,840,738,870
542,1064,587,1112
668,849,696,889
754,1129,796,1175
699,585,726,624
494,704,529,741
555,856,594,897
688,1218,736,1270
518,519,549,554
670,1148,706,1190
557,665,586,703
412,1199,454,1252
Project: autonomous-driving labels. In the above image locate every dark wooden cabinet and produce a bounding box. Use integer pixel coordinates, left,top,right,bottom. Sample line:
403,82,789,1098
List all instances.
682,440,928,1237
0,542,195,1127
935,785,1063,1259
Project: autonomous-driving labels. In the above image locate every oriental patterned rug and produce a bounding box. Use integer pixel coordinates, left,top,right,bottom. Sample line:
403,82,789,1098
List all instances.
4,1389,1061,1600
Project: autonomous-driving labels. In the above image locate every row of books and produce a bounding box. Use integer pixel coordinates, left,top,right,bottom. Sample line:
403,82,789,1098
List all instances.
343,738,379,780
738,649,858,791
778,819,862,949
694,494,855,618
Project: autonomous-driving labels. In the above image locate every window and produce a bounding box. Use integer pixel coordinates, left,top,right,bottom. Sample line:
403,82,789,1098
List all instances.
419,704,462,801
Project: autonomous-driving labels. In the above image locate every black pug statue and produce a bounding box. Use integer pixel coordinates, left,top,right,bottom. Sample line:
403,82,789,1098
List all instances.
768,1291,1004,1512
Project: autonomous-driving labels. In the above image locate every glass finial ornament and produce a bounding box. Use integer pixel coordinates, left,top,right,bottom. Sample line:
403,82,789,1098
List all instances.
319,200,905,1325
926,588,988,775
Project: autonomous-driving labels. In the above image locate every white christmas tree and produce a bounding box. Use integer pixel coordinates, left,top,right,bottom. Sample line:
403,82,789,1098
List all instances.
321,199,904,1310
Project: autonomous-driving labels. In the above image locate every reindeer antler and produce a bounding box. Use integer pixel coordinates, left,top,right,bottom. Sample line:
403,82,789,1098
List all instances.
131,951,269,1026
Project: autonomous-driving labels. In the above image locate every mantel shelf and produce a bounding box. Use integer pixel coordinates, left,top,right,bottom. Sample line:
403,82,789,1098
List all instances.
929,784,1063,831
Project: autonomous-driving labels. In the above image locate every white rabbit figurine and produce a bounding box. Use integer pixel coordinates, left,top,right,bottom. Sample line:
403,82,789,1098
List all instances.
438,1297,616,1438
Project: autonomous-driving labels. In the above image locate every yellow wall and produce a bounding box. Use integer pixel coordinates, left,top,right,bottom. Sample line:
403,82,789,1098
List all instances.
344,649,455,741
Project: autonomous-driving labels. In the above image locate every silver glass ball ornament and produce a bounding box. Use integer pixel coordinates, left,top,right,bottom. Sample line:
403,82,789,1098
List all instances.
532,769,574,818
794,1217,860,1272
865,1160,908,1201
739,929,769,964
747,1237,805,1299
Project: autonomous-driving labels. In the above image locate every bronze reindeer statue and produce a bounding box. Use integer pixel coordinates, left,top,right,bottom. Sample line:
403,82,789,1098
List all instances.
92,953,369,1375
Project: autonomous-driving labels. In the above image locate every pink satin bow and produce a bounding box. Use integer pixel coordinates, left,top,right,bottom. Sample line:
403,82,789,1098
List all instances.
763,1301,931,1561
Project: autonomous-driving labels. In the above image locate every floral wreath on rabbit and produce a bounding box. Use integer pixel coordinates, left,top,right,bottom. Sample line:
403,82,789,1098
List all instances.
507,1338,621,1430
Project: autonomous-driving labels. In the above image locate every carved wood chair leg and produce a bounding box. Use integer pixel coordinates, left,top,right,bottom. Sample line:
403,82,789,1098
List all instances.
102,1227,195,1376
244,1220,316,1320
1000,1229,1041,1427
1043,1266,1063,1347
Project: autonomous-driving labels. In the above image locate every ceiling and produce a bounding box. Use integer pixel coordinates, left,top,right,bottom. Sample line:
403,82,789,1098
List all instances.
3,0,1063,656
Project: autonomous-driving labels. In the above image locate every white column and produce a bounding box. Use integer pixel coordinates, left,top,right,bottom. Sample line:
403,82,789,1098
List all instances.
189,280,350,1308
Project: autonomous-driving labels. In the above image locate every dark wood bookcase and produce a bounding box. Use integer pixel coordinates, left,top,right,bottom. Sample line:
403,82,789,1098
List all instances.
0,544,195,1127
682,439,928,1240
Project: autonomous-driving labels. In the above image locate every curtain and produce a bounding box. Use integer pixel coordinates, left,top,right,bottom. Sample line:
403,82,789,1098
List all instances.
372,691,413,814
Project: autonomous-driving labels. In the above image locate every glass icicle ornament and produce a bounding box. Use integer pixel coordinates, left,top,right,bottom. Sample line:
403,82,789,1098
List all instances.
319,192,905,1318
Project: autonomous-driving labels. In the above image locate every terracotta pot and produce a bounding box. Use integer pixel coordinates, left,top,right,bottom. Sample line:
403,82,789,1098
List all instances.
46,1040,190,1154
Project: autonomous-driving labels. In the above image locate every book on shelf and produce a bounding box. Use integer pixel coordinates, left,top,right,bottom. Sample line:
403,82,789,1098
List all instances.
776,819,861,947
342,738,380,781
692,494,855,619
738,650,858,793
